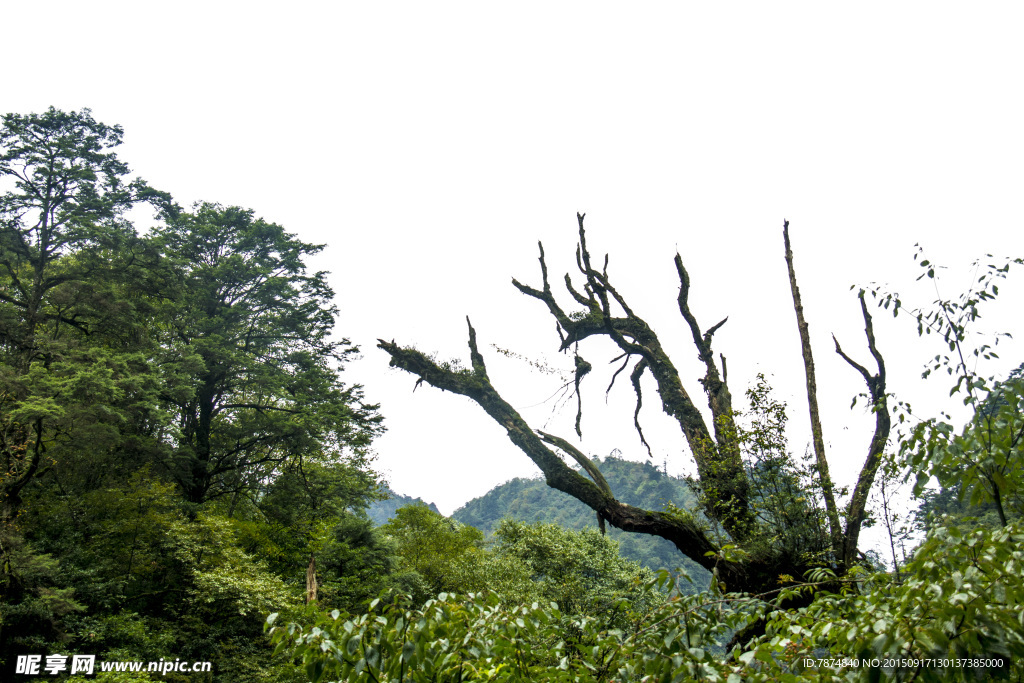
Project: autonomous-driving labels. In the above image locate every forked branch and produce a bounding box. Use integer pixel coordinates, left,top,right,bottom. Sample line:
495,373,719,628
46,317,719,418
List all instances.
833,292,891,569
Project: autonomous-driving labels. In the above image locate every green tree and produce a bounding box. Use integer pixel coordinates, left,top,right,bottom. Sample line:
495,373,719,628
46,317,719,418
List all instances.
20,466,311,681
380,506,661,621
152,203,382,504
487,519,661,621
315,515,418,613
0,106,167,526
0,109,391,680
731,374,832,568
916,483,1006,533
366,488,440,526
911,365,1024,535
380,504,488,603
451,456,709,590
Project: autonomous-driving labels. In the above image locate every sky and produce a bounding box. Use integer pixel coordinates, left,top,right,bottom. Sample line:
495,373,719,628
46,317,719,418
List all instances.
5,3,1024,557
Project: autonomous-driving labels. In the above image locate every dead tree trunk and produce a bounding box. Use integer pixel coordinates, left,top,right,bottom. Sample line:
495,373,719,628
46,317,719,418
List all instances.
378,214,890,598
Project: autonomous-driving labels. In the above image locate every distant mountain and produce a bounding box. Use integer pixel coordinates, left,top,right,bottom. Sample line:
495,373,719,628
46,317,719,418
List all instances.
367,488,441,526
451,456,710,591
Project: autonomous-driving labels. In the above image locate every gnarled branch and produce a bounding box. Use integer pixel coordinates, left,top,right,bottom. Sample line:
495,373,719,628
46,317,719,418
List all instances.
630,358,653,458
376,328,736,582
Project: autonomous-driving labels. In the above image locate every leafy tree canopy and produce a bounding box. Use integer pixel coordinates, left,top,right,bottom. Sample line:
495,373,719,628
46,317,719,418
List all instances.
153,202,383,504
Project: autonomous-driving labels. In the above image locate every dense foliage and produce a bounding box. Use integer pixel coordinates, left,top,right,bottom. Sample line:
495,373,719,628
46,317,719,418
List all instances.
270,520,1024,682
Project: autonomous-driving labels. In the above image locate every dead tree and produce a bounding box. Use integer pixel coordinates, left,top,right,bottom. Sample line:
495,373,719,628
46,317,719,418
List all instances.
378,214,890,596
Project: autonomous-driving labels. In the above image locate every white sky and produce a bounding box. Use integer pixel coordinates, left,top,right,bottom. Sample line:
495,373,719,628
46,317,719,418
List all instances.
6,3,1023,558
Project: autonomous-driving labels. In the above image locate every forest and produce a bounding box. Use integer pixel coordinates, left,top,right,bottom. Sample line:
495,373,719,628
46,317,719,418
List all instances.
1,107,1022,682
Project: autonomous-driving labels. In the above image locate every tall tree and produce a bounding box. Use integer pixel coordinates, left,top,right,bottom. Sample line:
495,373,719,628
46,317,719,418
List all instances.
0,107,167,526
377,214,891,606
153,203,382,504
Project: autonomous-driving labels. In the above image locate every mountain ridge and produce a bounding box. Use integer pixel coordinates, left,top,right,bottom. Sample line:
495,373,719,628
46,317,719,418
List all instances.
367,488,441,526
451,455,710,590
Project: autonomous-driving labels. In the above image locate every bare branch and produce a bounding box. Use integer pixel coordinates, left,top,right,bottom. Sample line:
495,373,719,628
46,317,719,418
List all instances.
605,353,631,397
573,353,591,437
783,220,842,551
859,294,886,389
565,273,593,308
512,243,573,333
675,255,717,366
832,335,872,386
538,242,551,293
673,252,746,523
596,289,653,360
576,212,592,273
537,430,613,497
513,240,599,352
703,317,729,349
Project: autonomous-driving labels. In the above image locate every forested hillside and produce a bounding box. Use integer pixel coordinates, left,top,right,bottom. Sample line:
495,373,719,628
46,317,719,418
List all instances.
452,456,710,589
